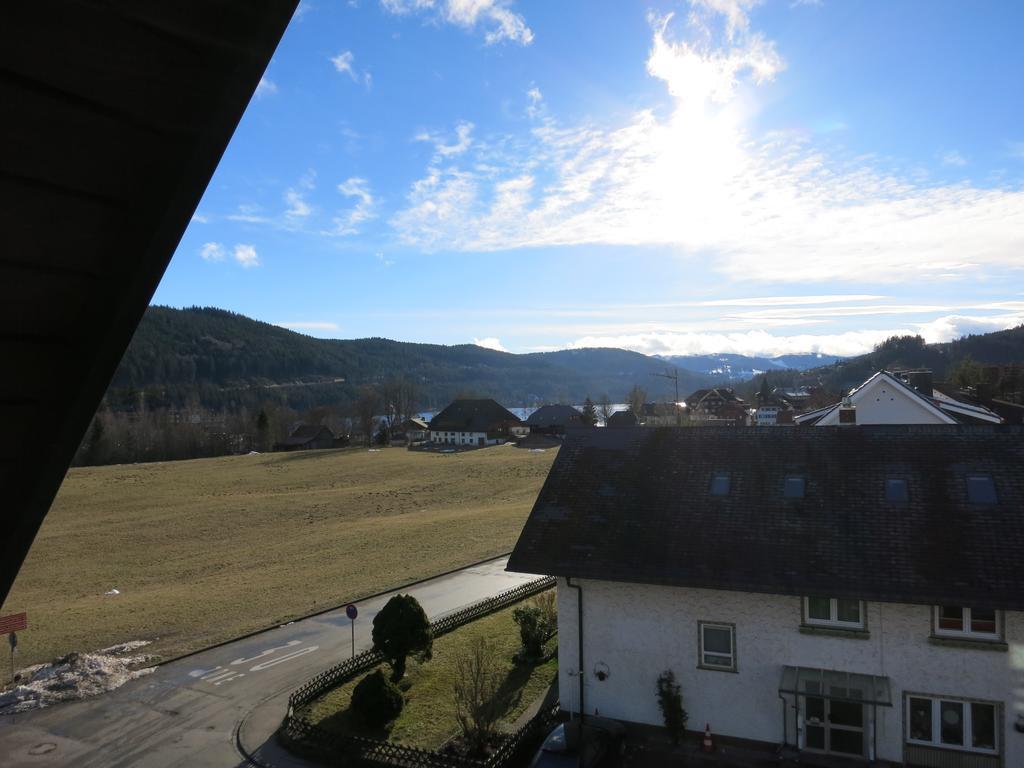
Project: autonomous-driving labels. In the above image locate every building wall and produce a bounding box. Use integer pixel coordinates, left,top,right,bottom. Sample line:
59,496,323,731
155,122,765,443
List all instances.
428,430,494,445
556,578,1024,765
817,378,951,425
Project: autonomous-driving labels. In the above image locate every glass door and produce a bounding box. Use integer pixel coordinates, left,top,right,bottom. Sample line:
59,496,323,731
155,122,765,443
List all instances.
804,696,864,757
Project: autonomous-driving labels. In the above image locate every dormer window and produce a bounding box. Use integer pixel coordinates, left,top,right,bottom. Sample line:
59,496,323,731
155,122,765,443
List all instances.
965,475,997,504
710,473,730,496
783,476,805,499
885,478,909,502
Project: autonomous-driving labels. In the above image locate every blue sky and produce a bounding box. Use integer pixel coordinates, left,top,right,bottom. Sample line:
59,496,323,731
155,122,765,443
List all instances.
154,0,1024,357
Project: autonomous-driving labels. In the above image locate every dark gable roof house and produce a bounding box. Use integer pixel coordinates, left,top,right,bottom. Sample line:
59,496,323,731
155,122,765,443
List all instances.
429,399,524,447
508,425,1024,766
274,424,337,451
526,404,590,436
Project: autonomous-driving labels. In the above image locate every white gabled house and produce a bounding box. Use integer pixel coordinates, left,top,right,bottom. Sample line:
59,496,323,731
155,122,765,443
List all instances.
428,398,526,447
507,425,1024,767
795,370,1002,426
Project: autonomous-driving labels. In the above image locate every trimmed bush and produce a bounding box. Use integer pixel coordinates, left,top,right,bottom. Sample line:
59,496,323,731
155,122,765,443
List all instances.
351,669,404,727
372,593,433,681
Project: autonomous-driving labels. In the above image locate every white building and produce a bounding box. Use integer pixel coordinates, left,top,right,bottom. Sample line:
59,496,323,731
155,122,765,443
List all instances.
795,371,1002,426
508,425,1024,767
427,398,526,446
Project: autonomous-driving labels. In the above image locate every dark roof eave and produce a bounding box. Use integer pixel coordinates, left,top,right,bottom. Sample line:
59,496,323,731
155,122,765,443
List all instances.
506,560,1024,613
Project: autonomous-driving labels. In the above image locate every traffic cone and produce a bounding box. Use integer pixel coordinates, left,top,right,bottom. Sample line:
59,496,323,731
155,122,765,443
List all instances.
702,723,714,753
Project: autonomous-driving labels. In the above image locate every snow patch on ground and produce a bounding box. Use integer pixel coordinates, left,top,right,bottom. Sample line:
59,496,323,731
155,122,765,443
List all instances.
0,640,156,715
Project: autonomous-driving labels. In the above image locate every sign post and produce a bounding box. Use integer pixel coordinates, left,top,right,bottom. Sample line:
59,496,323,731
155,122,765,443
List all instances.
0,613,27,684
9,632,17,683
345,604,358,659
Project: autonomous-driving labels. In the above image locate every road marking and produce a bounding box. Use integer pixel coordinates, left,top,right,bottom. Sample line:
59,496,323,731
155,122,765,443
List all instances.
230,639,301,666
214,673,245,686
249,646,319,671
188,666,221,679
204,670,238,683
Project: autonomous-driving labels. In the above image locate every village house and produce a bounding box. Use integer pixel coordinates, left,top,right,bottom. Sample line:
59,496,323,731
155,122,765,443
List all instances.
795,371,1002,426
273,423,337,451
605,410,638,429
393,417,430,444
428,398,526,447
525,404,591,437
685,387,748,425
507,425,1024,767
641,401,686,426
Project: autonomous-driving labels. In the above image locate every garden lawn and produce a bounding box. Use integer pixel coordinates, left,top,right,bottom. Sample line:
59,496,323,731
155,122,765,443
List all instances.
300,598,558,751
1,445,557,669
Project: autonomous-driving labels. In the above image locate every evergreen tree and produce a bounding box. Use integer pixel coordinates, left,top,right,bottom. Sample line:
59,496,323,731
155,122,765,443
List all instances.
255,409,270,451
581,396,598,426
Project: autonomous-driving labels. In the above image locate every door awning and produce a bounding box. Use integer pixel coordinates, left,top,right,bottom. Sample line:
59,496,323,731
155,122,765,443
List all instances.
779,666,892,707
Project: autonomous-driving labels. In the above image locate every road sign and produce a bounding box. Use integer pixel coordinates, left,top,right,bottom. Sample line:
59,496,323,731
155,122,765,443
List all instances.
0,612,27,635
346,604,358,659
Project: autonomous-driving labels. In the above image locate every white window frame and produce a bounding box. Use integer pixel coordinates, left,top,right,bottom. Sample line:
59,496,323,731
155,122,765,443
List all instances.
698,621,736,672
932,606,1002,640
803,597,865,629
905,695,999,755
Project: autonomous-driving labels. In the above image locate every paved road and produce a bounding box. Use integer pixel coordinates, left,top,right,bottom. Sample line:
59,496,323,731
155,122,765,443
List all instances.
0,557,540,768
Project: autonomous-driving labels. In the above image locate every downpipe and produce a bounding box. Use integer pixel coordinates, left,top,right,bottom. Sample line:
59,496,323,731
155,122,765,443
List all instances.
565,577,585,768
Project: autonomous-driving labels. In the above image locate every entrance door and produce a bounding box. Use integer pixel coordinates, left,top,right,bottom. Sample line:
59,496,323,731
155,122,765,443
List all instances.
805,696,864,757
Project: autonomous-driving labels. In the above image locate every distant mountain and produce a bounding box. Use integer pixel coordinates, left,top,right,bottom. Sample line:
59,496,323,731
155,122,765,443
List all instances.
108,306,715,412
661,352,845,381
743,327,1024,396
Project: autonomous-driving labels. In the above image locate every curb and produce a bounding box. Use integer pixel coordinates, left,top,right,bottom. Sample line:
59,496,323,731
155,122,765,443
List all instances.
159,551,513,667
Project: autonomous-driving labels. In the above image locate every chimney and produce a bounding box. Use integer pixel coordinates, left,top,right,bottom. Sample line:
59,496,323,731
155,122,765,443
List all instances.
904,370,934,397
838,396,856,425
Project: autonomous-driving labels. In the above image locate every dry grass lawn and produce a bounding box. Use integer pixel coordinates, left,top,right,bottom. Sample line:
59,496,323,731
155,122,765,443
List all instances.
1,445,557,669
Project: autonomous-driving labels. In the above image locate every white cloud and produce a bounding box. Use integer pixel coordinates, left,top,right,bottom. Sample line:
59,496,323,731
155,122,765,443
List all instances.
416,121,474,158
284,189,312,218
473,336,508,351
526,86,543,118
376,251,395,267
227,204,270,224
276,321,341,331
941,150,967,167
381,0,533,45
255,77,278,98
565,311,1024,358
200,242,225,262
327,177,377,235
191,212,209,224
390,5,1024,285
331,51,372,87
233,244,260,268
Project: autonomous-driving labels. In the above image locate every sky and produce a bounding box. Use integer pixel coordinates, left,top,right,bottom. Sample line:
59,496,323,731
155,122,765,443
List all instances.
154,0,1024,358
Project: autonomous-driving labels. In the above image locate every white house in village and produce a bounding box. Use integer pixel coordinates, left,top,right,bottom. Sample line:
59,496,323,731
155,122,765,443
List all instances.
796,370,1002,426
428,398,527,446
507,426,1024,767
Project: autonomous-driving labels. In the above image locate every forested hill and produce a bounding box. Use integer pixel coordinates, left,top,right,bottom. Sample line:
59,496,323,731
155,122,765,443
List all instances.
752,327,1024,395
109,306,713,411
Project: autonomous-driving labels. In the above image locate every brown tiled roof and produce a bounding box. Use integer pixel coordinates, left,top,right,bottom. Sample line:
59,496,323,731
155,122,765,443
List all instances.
507,425,1024,610
279,424,334,445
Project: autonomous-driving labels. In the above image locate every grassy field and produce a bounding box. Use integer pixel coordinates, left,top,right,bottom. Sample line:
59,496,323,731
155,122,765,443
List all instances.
1,445,557,669
301,599,558,751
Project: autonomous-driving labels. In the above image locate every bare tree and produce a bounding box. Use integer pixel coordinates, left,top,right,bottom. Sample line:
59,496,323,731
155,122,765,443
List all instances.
597,394,614,425
353,387,380,448
626,384,647,418
452,637,505,756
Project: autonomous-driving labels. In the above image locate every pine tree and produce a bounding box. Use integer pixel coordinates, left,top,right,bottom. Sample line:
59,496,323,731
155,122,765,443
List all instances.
581,396,598,426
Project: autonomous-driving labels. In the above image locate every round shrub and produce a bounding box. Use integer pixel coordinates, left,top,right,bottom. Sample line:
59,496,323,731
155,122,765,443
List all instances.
351,669,404,727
